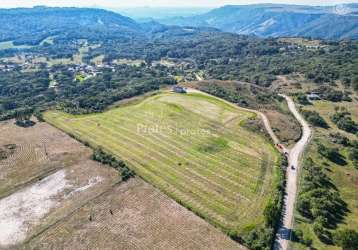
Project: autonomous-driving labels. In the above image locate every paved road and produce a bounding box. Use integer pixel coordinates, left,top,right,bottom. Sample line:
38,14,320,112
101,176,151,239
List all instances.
274,94,312,250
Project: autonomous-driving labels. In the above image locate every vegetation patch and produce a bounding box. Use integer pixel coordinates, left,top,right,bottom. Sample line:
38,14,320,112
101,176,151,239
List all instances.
197,137,229,153
331,110,358,134
301,109,328,128
92,147,135,181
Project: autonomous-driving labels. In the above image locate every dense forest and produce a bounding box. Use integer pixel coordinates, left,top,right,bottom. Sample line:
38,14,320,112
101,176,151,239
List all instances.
0,64,176,119
1,26,357,120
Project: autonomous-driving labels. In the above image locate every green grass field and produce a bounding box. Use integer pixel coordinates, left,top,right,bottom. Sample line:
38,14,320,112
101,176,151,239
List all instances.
44,91,278,234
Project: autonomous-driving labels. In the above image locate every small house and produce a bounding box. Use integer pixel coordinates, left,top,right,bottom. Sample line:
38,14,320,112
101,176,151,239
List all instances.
173,86,187,94
307,93,321,101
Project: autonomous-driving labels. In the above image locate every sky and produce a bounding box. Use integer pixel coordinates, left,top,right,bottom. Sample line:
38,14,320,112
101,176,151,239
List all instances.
1,0,357,8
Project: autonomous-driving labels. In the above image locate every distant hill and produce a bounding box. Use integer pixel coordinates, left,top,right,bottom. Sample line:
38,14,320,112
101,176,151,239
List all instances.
158,4,358,40
111,7,211,21
0,6,144,45
0,6,220,46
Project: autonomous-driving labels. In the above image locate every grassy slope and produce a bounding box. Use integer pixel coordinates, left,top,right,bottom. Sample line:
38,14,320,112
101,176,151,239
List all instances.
287,86,358,249
184,80,301,146
44,91,279,236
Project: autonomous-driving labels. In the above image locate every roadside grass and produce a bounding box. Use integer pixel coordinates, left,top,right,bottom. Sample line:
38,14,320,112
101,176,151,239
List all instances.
292,99,358,250
44,91,279,236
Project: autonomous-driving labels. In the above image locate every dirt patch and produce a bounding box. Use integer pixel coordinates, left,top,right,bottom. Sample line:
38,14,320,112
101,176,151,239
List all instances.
26,178,242,250
0,170,69,246
264,110,301,147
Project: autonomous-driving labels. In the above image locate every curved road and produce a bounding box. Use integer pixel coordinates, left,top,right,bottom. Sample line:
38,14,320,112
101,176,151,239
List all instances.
274,94,312,250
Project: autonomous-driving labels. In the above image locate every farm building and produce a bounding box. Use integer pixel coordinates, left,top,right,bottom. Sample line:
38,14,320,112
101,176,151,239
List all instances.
307,93,321,101
173,86,187,93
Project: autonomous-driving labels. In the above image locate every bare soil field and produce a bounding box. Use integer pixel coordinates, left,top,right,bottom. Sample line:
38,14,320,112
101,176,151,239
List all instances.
0,120,119,249
25,178,241,250
0,119,96,198
0,120,242,249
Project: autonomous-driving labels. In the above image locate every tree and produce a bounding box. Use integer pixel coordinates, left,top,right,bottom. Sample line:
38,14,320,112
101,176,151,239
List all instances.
297,195,311,217
334,229,358,250
302,110,328,128
297,93,311,105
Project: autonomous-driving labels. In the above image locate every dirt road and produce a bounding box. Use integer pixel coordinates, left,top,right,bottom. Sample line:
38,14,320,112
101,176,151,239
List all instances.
274,94,312,250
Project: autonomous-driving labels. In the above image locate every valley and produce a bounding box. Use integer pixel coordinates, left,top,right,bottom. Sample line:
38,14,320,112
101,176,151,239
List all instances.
0,4,357,250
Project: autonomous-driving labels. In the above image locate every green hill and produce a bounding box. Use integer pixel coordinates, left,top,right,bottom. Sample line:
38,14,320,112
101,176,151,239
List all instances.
44,91,280,238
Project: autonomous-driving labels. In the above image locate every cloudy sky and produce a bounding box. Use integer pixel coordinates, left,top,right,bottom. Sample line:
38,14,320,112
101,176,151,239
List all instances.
0,0,357,8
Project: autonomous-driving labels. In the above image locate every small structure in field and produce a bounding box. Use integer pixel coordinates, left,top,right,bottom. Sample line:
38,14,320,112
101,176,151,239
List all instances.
172,86,187,94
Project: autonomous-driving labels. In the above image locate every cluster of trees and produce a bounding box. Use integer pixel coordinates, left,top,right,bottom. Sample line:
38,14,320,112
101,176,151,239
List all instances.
88,35,358,89
192,80,281,111
313,86,351,102
92,147,135,181
296,158,348,245
331,110,358,134
1,23,357,122
301,110,328,128
296,93,311,105
0,63,177,119
317,143,346,166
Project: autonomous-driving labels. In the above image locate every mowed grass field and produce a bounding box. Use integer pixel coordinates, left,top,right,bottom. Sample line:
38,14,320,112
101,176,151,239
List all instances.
44,91,279,234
